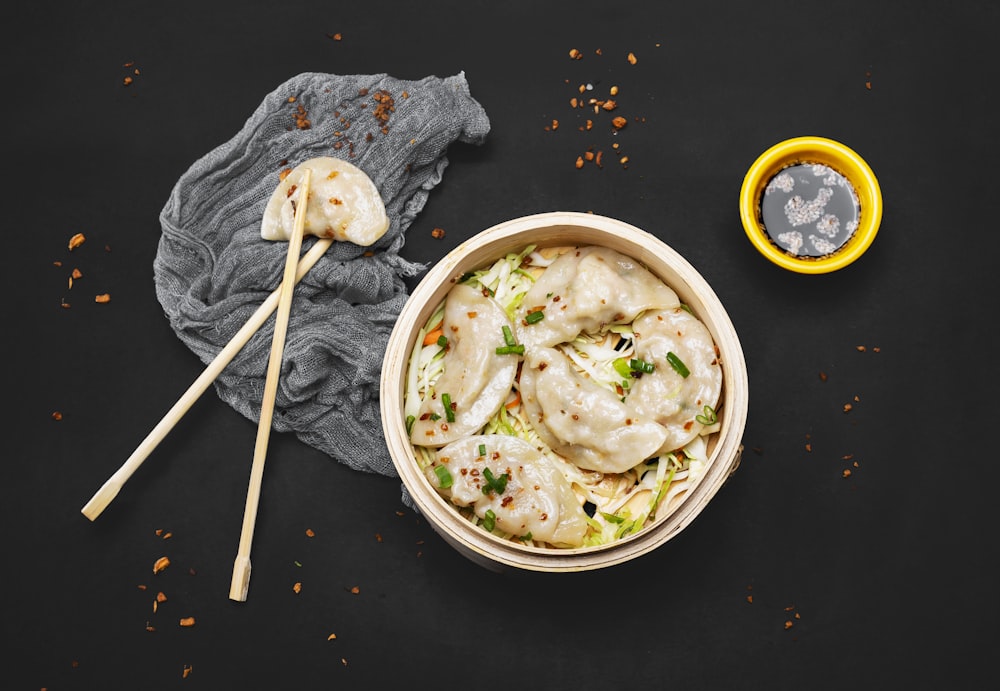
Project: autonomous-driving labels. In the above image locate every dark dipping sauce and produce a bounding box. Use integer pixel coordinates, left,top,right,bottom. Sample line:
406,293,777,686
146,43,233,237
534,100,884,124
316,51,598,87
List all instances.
759,162,860,259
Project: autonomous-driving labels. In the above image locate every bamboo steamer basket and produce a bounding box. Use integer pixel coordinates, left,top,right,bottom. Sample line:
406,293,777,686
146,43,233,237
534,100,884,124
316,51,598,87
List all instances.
380,212,748,573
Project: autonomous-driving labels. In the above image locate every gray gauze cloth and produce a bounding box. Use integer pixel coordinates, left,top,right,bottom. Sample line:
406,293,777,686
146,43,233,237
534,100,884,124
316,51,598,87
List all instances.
153,71,489,477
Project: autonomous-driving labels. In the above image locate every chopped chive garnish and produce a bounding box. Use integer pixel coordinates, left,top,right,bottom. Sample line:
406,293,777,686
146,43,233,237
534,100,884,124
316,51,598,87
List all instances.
483,509,496,532
666,351,690,378
478,443,486,456
518,532,533,543
629,358,655,374
482,467,509,495
437,334,449,348
405,414,415,435
495,344,525,355
502,325,516,346
429,413,441,421
524,310,544,324
441,393,456,422
434,464,453,489
695,405,717,425
601,512,626,524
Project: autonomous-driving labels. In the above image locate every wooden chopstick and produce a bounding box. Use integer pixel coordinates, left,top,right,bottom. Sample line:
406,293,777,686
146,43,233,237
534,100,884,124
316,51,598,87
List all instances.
80,233,335,522
229,168,312,602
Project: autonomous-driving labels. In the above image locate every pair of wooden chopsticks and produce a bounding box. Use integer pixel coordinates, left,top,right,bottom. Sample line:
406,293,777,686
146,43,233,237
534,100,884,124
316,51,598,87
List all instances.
80,169,318,603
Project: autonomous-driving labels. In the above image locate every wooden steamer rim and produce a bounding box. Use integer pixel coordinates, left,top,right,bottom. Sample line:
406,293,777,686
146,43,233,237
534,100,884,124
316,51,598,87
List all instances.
380,212,749,573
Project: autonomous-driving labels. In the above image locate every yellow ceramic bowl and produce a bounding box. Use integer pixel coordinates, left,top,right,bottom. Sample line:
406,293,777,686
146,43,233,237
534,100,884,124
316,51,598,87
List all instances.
739,136,882,274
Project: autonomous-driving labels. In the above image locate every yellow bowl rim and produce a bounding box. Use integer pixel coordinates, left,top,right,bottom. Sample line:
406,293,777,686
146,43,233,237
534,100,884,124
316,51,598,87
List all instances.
739,136,882,274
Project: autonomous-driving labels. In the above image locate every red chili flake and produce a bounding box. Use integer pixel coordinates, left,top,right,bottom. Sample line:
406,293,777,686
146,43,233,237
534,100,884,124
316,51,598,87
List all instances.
51,411,63,421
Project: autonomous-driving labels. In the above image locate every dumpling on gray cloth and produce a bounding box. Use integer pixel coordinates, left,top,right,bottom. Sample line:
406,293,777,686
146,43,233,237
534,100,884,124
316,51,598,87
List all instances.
153,71,490,477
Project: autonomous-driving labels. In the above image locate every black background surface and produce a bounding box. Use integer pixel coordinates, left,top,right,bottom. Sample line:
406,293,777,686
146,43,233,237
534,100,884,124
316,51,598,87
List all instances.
4,1,998,689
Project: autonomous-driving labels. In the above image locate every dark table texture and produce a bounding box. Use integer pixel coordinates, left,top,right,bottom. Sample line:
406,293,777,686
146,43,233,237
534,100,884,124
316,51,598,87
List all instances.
4,1,998,689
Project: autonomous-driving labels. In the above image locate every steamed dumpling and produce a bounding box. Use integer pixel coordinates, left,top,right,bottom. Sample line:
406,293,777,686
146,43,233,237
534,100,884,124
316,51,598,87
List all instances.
516,246,680,348
428,435,589,547
410,284,519,447
519,346,669,474
627,307,723,454
260,157,389,246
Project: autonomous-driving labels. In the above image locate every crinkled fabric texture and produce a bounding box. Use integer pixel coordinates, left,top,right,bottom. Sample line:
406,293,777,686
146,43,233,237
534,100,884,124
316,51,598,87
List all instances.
154,72,489,479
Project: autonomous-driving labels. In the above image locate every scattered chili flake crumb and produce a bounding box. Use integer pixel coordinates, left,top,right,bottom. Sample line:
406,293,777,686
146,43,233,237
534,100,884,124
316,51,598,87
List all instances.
182,665,193,679
805,443,812,452
784,621,794,630
293,582,302,594
179,617,195,627
51,411,63,421
843,403,853,413
68,233,86,250
342,658,348,666
95,293,111,304
627,52,638,65
137,584,147,591
328,632,337,640
123,76,133,86
819,371,828,382
327,32,343,41
746,595,753,603
53,260,63,267
156,591,167,603
72,267,83,280
568,48,582,60
611,116,627,130
305,528,315,538
153,556,170,574
856,345,866,352
575,156,585,169
431,227,446,239
61,298,71,308
188,568,197,576
375,533,383,543
349,586,360,594
842,469,852,478
146,623,156,632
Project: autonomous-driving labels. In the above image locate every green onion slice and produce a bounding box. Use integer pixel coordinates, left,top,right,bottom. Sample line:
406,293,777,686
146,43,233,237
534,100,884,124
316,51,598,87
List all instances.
482,467,509,495
666,351,690,378
478,443,486,456
434,464,453,489
629,358,655,374
525,310,544,324
441,393,456,422
502,325,516,346
405,414,415,435
495,344,525,355
695,405,717,425
483,509,496,532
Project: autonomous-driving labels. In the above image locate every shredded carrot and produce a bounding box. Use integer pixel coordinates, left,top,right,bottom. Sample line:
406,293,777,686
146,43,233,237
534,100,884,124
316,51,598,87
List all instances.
423,328,445,346
505,392,521,409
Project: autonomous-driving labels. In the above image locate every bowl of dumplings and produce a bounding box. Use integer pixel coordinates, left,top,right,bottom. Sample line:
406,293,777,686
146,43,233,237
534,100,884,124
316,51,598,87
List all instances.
380,212,749,572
